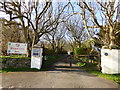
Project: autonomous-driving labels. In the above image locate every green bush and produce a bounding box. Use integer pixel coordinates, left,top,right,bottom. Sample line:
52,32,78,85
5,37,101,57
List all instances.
74,47,88,55
77,62,86,67
84,63,98,67
81,57,89,61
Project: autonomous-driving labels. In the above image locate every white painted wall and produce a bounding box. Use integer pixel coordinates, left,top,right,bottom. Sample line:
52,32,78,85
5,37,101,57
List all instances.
101,49,120,74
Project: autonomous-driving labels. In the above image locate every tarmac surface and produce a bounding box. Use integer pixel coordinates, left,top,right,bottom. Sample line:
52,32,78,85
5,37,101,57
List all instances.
1,59,119,88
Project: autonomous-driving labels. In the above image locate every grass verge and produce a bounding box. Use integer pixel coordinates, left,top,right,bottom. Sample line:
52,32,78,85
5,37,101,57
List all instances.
86,68,120,83
1,68,39,72
78,63,120,83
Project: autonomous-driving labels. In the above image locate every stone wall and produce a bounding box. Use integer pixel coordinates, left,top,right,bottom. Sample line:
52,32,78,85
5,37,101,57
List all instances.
0,57,31,68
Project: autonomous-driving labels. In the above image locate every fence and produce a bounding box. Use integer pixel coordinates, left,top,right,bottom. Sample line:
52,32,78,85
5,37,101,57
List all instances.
68,55,101,68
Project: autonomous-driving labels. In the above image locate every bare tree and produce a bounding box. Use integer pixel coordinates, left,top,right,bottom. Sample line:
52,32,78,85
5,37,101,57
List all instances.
77,0,120,49
65,16,89,48
77,0,120,71
44,23,67,53
0,0,72,56
0,18,25,55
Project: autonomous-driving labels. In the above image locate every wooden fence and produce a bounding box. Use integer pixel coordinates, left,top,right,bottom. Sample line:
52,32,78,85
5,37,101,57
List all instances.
68,55,101,67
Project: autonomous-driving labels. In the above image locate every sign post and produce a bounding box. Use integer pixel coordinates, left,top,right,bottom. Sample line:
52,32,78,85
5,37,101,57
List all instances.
7,42,27,55
31,45,43,69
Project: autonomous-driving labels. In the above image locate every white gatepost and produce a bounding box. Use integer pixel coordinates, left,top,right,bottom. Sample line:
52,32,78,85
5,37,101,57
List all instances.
101,49,120,74
31,45,43,69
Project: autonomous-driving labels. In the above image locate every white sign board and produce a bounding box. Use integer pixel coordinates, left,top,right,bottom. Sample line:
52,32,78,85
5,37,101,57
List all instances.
31,56,43,69
31,48,43,69
32,48,43,57
7,42,27,54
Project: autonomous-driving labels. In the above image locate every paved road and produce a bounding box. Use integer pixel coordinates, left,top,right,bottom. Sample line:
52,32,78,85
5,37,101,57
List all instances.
1,61,119,88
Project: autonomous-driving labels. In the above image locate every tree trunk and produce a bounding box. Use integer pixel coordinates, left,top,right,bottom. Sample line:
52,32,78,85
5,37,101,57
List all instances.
78,42,81,48
52,44,55,51
27,47,31,57
34,33,39,45
98,54,102,71
109,27,116,48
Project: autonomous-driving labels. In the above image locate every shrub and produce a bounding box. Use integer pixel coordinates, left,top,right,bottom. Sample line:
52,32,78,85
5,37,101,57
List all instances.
74,47,88,55
77,62,86,67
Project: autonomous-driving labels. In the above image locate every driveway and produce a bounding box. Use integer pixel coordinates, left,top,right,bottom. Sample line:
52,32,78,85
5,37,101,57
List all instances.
1,60,119,88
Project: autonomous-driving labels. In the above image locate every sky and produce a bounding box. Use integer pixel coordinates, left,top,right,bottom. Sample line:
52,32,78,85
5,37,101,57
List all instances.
0,0,119,19
0,0,119,18
0,0,119,41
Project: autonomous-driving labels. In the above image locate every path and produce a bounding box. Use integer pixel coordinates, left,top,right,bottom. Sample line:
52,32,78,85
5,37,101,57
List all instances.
1,58,119,88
